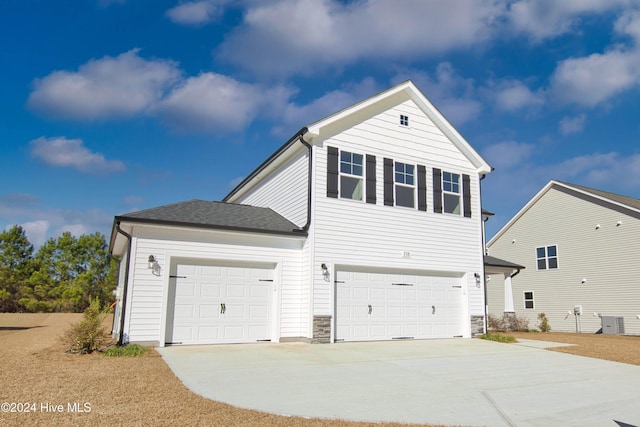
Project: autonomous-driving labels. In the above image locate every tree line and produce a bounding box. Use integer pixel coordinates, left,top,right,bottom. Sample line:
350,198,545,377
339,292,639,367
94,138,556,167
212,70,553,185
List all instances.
0,225,118,313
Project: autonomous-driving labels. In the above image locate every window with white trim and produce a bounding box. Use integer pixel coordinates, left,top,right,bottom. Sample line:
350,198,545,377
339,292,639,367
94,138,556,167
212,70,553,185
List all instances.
442,171,461,214
536,245,558,270
400,114,409,126
524,291,534,309
394,162,415,208
339,151,364,200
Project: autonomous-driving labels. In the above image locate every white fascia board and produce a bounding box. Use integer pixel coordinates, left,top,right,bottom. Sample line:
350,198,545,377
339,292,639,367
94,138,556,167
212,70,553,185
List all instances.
487,180,556,247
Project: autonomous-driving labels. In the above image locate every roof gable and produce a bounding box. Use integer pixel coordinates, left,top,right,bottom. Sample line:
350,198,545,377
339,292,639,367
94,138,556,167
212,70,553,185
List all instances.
115,199,305,236
305,80,491,174
225,80,491,201
488,180,640,246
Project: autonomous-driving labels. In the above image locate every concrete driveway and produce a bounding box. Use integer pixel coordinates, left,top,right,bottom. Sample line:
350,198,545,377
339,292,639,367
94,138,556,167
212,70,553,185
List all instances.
157,339,640,426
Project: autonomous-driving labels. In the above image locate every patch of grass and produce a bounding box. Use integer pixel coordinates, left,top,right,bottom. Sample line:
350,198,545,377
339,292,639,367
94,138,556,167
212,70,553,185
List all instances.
480,333,517,343
102,343,148,357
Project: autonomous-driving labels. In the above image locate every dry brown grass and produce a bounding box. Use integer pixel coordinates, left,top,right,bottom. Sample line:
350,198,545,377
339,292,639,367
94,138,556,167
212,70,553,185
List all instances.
0,313,439,427
510,331,640,365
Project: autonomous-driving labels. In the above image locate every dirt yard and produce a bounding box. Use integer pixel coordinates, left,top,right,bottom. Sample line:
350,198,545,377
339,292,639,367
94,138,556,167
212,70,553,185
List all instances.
1,314,639,427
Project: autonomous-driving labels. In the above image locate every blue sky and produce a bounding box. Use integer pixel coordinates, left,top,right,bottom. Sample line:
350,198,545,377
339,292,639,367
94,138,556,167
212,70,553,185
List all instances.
2,0,640,247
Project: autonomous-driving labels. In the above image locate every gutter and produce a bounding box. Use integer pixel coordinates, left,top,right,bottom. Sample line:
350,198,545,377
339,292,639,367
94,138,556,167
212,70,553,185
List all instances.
297,130,313,232
114,221,132,346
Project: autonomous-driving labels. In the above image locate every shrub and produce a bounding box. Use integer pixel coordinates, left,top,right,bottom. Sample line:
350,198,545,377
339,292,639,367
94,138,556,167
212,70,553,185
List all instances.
103,344,148,357
488,313,530,332
65,298,109,354
537,312,551,332
480,333,516,343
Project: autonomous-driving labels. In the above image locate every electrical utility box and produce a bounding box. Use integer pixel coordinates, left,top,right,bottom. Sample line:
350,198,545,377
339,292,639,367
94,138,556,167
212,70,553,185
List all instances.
601,316,625,335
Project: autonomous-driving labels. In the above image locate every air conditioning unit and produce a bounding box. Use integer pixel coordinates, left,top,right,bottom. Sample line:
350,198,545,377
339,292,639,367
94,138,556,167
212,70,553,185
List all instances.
601,316,625,335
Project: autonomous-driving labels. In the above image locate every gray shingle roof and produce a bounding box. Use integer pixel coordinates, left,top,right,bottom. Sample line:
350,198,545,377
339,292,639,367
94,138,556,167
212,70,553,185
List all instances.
557,181,640,211
484,255,525,269
116,200,305,236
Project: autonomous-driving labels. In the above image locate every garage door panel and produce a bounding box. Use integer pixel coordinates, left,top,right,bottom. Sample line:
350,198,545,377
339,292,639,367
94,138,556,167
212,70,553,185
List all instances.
198,304,218,319
174,304,194,318
176,282,196,297
200,283,221,297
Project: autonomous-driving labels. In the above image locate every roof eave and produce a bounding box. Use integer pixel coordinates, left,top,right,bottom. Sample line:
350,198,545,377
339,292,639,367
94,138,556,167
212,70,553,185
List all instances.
114,216,308,238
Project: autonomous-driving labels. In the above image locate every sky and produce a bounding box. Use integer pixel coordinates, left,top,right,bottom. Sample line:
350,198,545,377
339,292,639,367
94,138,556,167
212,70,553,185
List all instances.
2,0,640,248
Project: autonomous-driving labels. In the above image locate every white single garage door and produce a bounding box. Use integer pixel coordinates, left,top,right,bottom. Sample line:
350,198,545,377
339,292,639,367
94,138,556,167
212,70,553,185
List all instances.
166,262,274,345
336,269,463,342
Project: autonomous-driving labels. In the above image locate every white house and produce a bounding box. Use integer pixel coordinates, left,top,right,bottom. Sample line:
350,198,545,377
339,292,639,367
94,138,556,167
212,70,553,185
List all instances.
109,81,493,346
487,180,640,335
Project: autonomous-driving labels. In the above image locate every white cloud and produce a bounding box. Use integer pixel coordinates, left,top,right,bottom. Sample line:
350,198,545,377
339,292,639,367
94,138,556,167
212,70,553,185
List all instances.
559,114,587,135
491,80,544,111
0,195,113,248
482,141,534,170
507,0,629,41
165,1,226,26
156,73,293,133
217,0,504,76
28,49,180,120
30,136,126,173
548,10,640,107
20,220,50,248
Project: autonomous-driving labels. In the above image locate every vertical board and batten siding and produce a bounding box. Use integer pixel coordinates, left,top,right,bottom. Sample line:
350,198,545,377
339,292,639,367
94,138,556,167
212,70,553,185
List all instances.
488,186,640,334
312,99,485,324
123,226,305,344
234,148,309,228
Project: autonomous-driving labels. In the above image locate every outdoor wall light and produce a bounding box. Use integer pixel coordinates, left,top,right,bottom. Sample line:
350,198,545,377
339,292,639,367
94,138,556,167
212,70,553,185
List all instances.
581,278,587,284
617,221,623,227
595,224,600,230
148,255,161,276
321,263,328,275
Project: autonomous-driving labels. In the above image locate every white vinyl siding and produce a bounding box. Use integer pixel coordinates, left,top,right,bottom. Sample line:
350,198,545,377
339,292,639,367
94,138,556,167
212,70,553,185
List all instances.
234,147,309,227
312,100,484,335
122,225,305,344
488,185,640,334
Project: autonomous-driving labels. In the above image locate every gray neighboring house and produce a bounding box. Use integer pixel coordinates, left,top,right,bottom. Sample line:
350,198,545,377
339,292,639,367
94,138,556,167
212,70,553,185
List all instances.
486,180,640,335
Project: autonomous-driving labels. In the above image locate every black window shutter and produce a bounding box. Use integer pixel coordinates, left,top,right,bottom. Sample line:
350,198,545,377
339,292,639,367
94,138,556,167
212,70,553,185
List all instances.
462,174,472,218
383,158,394,206
366,154,376,204
433,168,443,213
327,147,339,198
417,165,427,211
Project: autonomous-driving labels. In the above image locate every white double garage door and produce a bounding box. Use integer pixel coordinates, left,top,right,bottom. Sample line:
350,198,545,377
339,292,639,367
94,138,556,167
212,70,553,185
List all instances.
165,261,464,345
336,269,464,341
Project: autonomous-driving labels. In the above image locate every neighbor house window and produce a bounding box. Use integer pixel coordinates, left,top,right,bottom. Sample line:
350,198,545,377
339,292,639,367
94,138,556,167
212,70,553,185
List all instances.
394,162,415,208
536,245,558,270
523,291,534,309
339,151,364,200
442,171,461,214
400,114,409,126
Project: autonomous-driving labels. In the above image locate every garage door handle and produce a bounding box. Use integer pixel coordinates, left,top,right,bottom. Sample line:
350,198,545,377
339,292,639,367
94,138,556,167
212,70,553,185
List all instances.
220,303,226,314
432,305,436,315
368,304,372,315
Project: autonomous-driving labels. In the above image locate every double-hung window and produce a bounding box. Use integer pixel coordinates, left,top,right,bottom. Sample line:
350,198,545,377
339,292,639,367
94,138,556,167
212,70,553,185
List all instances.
442,171,461,214
339,151,364,201
394,162,415,208
536,245,558,270
523,291,535,309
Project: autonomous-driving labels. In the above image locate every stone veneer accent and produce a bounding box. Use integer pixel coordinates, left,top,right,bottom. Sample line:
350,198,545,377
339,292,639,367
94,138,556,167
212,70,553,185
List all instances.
312,315,332,343
470,315,485,337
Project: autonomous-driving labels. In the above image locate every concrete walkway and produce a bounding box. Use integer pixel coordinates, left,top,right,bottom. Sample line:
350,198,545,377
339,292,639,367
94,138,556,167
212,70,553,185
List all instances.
157,339,640,426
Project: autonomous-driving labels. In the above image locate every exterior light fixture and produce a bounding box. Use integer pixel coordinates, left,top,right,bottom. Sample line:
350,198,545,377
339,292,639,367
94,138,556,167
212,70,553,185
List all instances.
148,255,156,269
595,224,600,230
321,263,328,275
148,255,161,276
